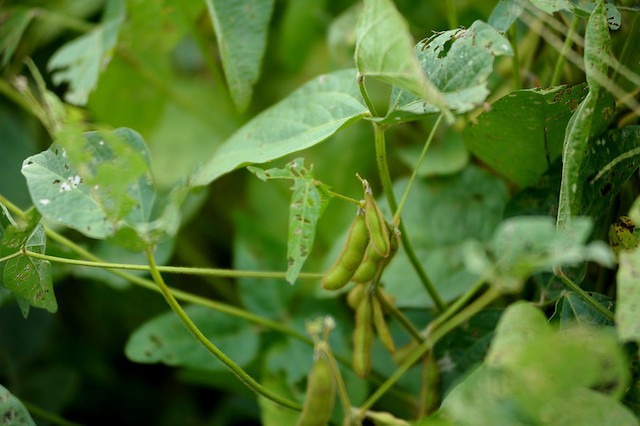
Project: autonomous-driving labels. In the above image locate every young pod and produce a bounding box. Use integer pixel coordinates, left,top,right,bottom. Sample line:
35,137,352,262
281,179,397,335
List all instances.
373,292,395,353
347,284,366,310
297,353,336,426
352,292,374,378
322,210,369,290
363,181,390,258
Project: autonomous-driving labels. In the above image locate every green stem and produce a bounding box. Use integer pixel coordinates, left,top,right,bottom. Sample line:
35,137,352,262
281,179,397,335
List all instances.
376,288,423,343
145,248,303,411
357,73,378,117
24,250,324,280
510,24,521,90
550,14,579,87
373,124,446,312
428,276,486,332
33,8,96,33
359,287,501,412
327,189,364,207
555,269,615,322
394,114,443,224
0,251,22,264
445,0,458,29
20,400,84,426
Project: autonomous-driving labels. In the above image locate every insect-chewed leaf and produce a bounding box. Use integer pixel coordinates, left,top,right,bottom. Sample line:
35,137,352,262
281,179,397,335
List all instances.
0,384,36,426
286,181,322,284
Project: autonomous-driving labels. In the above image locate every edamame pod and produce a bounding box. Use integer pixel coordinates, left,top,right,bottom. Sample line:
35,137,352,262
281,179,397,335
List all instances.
363,181,390,258
373,292,395,353
322,209,370,290
347,284,366,310
297,353,336,426
353,292,374,378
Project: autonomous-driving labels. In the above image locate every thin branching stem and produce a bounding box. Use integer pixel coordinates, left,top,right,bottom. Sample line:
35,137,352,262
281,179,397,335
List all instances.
555,268,615,322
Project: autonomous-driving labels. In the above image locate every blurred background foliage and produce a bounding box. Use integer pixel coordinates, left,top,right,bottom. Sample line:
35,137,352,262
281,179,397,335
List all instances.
1,0,639,424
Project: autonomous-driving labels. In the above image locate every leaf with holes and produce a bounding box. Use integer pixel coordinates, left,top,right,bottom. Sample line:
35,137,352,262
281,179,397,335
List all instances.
383,20,512,124
2,225,56,313
0,384,36,426
125,305,259,372
354,0,450,119
205,0,274,112
616,195,640,343
193,69,368,186
464,85,587,187
286,180,322,284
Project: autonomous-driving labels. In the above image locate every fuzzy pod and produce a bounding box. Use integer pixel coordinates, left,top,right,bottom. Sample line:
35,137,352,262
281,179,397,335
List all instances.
352,292,374,378
363,182,390,258
347,284,366,310
373,292,395,353
322,210,369,290
296,353,336,426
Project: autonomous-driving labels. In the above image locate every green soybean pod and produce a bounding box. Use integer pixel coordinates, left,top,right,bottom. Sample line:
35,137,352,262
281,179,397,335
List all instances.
322,209,369,290
363,182,390,258
347,284,366,310
373,292,395,353
353,292,374,378
297,353,336,426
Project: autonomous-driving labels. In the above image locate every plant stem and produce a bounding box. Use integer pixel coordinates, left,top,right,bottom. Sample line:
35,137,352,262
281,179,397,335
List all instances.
326,189,364,206
20,400,84,426
359,287,501,411
357,73,378,117
24,250,324,280
145,248,303,411
394,114,443,225
550,14,579,87
510,24,521,90
376,288,423,343
555,269,615,322
445,0,458,29
0,251,23,264
373,124,446,312
428,276,487,332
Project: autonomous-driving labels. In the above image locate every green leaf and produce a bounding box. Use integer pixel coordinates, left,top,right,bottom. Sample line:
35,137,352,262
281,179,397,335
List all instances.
617,195,640,343
464,216,614,292
354,0,450,119
381,166,508,308
22,127,183,250
398,128,469,177
193,69,369,186
47,0,126,105
488,0,524,33
384,20,512,123
464,84,587,187
0,8,35,68
529,0,574,14
557,0,610,230
125,305,259,372
0,203,31,317
2,225,56,313
552,291,615,327
205,0,274,112
286,181,322,284
0,384,36,426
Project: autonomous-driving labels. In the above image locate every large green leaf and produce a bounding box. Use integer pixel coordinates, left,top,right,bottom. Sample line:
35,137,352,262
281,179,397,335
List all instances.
22,128,183,250
383,20,512,123
557,0,610,230
204,0,274,112
464,85,587,187
193,69,369,186
125,305,259,372
354,0,450,118
0,384,36,426
381,166,508,308
47,0,125,105
463,216,614,292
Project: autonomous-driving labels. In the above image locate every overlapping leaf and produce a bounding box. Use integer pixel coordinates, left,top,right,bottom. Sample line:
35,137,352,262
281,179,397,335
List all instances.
125,305,259,372
465,85,587,187
383,20,512,123
47,0,126,105
488,0,524,33
193,69,368,185
204,0,274,112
